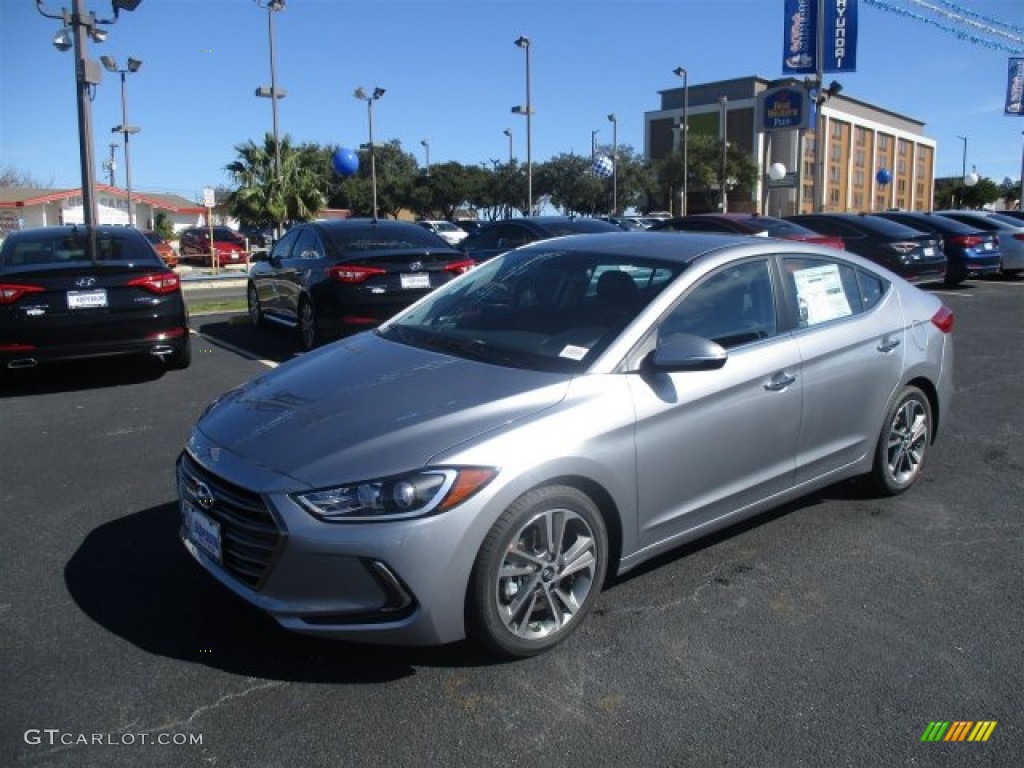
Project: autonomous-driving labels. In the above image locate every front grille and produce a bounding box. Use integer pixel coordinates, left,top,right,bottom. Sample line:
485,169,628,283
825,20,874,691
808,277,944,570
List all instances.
178,451,284,588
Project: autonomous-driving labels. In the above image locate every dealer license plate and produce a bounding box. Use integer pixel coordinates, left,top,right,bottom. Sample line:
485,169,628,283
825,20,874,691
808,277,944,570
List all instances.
183,500,222,563
67,289,108,309
400,273,431,290
923,247,934,257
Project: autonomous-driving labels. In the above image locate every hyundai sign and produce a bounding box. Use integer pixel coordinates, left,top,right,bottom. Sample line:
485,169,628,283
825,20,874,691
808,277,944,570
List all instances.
1006,58,1024,116
783,0,858,74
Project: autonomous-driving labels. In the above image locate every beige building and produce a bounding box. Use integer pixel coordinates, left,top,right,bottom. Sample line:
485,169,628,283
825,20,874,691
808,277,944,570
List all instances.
645,75,937,215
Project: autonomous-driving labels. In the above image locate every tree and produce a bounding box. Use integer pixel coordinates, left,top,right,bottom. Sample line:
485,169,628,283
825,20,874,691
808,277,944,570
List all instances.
413,162,478,220
0,165,51,189
225,133,326,228
654,135,758,213
934,175,1002,210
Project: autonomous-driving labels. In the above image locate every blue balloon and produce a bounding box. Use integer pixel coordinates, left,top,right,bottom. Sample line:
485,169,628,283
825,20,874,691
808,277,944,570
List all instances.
876,169,892,185
332,147,359,177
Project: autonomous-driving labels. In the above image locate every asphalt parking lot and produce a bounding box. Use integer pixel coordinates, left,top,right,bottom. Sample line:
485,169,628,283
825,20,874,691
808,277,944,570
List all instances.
1,277,1022,767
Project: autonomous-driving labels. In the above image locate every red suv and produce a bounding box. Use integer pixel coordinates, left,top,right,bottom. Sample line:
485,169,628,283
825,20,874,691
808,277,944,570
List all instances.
178,226,248,268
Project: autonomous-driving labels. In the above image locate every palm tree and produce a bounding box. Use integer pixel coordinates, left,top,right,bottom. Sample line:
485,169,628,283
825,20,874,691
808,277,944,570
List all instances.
225,134,326,230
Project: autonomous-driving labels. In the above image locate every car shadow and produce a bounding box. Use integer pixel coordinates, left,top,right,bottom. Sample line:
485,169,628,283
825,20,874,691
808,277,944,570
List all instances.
0,358,168,397
64,501,499,681
195,317,303,366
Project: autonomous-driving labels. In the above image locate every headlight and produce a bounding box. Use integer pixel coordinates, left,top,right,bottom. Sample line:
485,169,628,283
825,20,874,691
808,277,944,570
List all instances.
294,467,497,522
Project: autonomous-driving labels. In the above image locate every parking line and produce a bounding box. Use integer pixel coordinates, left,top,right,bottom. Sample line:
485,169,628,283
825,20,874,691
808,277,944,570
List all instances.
191,328,279,369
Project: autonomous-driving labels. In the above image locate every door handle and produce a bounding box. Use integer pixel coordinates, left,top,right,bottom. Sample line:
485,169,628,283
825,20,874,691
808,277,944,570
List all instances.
764,372,797,391
877,336,901,353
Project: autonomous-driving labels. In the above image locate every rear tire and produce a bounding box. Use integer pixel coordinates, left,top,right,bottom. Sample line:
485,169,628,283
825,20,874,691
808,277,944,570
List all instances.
165,335,192,370
867,385,932,496
467,485,608,658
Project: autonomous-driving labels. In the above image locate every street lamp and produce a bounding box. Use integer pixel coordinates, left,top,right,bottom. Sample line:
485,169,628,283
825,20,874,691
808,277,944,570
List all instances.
354,86,385,220
718,96,728,213
101,54,141,227
672,67,689,216
255,0,287,236
513,35,532,214
957,135,969,208
420,139,430,176
607,113,618,215
591,129,599,165
503,128,513,164
35,0,143,238
805,77,842,212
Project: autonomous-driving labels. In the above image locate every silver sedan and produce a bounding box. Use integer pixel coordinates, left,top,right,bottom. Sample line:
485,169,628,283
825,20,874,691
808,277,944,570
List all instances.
178,232,954,657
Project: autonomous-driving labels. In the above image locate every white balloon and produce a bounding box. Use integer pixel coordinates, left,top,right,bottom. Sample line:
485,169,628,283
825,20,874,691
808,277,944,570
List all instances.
768,162,787,181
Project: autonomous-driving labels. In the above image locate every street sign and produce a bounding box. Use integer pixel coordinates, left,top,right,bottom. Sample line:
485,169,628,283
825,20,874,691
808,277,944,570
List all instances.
767,172,798,189
202,187,215,208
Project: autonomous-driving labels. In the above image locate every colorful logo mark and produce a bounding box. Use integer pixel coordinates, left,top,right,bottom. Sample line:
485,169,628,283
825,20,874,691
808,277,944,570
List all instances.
921,721,997,742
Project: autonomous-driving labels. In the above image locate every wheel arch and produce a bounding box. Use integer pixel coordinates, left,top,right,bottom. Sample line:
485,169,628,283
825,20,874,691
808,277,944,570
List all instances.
906,375,941,443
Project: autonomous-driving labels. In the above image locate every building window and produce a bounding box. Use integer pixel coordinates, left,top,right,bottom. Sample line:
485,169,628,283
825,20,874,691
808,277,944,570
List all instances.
854,170,865,186
830,166,841,183
878,135,890,151
856,127,867,146
831,145,842,162
853,191,864,209
855,149,865,167
898,158,906,174
831,121,843,138
898,139,908,156
830,188,841,204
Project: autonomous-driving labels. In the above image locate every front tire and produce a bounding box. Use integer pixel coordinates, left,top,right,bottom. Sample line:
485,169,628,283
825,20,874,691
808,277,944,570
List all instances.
247,283,263,326
868,385,932,495
467,485,608,658
298,298,320,352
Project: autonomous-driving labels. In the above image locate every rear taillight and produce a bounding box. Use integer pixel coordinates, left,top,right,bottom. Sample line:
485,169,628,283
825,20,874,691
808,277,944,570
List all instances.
948,235,983,248
327,264,387,283
888,241,918,255
1013,234,1024,242
128,273,181,295
0,283,45,305
444,259,476,275
931,305,954,334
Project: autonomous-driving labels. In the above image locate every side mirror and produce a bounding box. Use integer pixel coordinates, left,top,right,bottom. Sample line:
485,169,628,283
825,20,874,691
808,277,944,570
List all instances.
646,332,728,372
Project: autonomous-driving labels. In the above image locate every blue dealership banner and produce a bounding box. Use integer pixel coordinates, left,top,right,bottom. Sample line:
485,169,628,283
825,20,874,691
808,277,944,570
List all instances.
783,0,858,74
1007,58,1024,115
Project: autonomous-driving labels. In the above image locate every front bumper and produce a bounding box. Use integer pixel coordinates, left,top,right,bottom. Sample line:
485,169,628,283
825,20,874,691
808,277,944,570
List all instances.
176,449,494,646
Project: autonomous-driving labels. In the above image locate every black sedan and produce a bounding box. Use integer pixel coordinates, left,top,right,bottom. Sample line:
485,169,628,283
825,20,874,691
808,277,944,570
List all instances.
786,213,946,283
458,216,621,263
0,225,191,372
246,219,475,351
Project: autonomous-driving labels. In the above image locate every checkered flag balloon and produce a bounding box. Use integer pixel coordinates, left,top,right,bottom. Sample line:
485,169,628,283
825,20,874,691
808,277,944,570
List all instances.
593,155,614,178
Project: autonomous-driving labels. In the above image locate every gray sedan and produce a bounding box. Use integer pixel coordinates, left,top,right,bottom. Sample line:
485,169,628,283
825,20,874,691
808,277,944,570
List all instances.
178,232,954,657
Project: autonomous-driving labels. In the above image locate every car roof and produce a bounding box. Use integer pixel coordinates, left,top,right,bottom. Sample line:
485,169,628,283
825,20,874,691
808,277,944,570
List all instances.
516,230,781,265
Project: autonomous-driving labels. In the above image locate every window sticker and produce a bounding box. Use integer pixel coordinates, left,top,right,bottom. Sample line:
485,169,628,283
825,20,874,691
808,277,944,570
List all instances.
792,263,852,326
559,345,589,361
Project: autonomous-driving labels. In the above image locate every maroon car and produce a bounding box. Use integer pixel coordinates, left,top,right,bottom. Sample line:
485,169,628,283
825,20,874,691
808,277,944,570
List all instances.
178,226,248,268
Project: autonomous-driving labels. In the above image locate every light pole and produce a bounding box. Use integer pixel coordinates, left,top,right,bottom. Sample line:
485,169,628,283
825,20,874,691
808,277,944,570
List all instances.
513,35,532,214
502,128,513,164
36,0,143,239
101,55,141,227
957,135,968,208
591,129,599,165
354,86,385,220
718,96,728,212
607,113,617,215
255,0,287,235
420,139,430,176
672,66,688,216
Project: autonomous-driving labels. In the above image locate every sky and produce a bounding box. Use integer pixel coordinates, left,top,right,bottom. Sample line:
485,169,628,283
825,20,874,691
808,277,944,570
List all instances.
2,0,1022,204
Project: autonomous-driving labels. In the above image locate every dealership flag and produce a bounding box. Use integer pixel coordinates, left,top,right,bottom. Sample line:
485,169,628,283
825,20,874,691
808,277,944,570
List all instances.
783,0,858,74
1007,58,1024,115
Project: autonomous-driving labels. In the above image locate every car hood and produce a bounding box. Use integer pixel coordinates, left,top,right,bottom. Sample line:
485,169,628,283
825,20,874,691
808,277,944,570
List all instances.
193,332,571,489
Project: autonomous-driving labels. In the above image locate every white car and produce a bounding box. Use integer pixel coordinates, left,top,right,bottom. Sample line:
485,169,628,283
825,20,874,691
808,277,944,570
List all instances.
417,220,468,246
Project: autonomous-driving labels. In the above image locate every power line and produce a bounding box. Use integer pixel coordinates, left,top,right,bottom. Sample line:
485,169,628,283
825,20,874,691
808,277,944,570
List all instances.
864,0,1024,54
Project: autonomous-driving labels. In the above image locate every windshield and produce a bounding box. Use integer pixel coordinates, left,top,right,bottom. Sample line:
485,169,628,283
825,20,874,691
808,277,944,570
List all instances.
381,245,683,372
